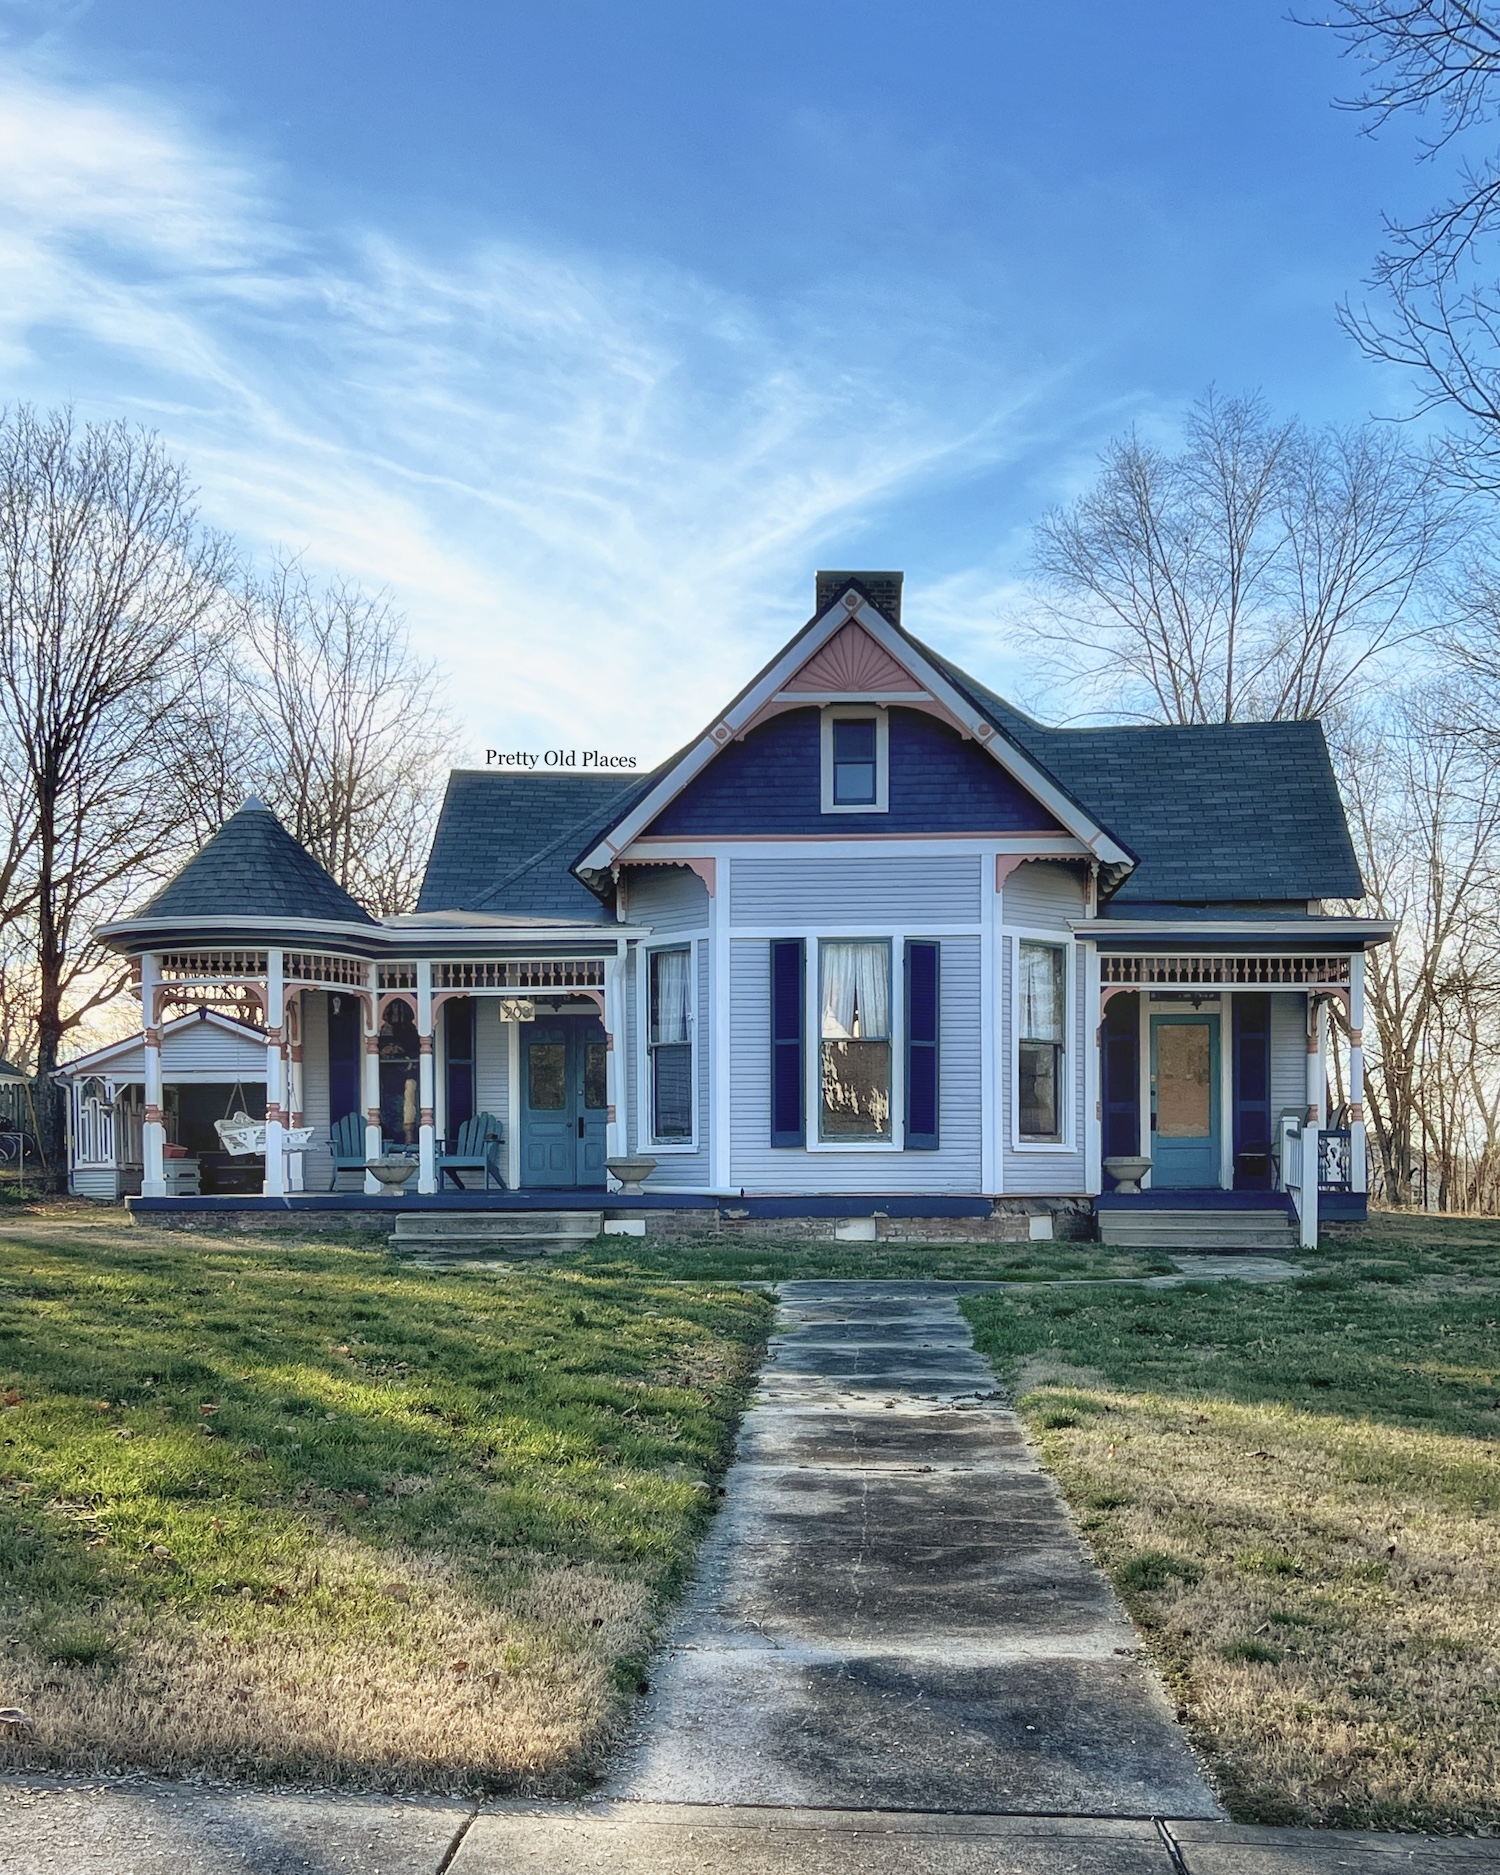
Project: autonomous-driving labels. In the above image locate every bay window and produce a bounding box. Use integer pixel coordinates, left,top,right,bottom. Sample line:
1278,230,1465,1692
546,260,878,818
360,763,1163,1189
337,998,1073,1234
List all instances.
1018,940,1066,1143
820,939,891,1139
649,947,693,1141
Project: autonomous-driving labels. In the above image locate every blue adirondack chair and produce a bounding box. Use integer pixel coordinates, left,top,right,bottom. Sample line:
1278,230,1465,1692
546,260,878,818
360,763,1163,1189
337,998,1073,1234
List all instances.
437,1112,506,1190
329,1111,368,1190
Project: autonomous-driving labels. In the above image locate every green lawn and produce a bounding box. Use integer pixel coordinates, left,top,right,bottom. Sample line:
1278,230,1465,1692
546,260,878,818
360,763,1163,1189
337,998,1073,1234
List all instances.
961,1215,1500,1833
557,1233,1175,1283
0,1213,769,1792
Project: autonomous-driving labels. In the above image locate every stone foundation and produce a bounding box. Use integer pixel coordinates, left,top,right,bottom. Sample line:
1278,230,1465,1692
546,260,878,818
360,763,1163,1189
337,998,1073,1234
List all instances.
130,1197,1096,1242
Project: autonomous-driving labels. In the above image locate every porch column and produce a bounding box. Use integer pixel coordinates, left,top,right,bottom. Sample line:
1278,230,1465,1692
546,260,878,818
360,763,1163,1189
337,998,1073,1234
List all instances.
1300,995,1325,1250
604,943,625,1169
416,962,436,1194
263,949,286,1196
1349,953,1367,1194
140,953,166,1197
364,963,381,1196
1082,943,1101,1195
286,995,305,1193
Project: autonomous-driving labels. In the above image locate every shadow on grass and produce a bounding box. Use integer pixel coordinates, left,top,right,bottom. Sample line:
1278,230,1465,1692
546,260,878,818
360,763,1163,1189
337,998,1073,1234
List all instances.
0,1218,771,1787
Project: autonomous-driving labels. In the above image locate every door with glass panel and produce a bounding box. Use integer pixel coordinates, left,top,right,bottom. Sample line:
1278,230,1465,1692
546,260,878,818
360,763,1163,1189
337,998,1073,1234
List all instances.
519,1015,608,1188
1149,1013,1220,1189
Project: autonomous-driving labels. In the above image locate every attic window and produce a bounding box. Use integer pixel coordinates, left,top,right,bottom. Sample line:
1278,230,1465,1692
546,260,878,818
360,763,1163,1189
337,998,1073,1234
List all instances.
821,708,888,814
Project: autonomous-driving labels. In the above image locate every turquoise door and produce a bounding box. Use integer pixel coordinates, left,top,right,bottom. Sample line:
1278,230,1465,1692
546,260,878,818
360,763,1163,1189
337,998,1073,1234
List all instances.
1149,1013,1221,1189
520,1016,609,1189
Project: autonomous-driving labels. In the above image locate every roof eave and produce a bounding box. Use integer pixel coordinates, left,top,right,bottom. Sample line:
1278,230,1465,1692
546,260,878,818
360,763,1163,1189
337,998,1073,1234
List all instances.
573,592,1134,873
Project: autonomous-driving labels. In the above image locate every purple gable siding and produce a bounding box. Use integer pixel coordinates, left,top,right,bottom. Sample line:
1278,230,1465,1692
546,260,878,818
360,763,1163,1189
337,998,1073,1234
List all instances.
645,707,1064,837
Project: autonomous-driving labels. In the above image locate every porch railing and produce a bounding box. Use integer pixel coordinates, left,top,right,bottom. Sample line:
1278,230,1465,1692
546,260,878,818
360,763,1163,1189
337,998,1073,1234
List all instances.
1277,1114,1319,1249
1318,1128,1352,1193
1100,953,1351,988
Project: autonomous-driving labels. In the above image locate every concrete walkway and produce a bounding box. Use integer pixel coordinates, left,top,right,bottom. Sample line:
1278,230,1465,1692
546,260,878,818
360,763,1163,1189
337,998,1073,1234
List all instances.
604,1278,1215,1815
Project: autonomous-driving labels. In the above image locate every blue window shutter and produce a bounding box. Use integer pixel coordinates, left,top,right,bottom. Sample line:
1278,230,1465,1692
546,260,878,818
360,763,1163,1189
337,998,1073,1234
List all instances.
904,940,940,1150
770,940,805,1146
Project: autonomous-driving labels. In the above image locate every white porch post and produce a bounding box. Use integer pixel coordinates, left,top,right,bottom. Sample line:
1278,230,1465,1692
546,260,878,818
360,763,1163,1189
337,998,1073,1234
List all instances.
286,994,305,1192
1349,953,1367,1195
604,941,625,1170
364,964,382,1195
1300,994,1324,1249
417,961,436,1194
140,953,166,1197
263,950,286,1196
1082,942,1101,1195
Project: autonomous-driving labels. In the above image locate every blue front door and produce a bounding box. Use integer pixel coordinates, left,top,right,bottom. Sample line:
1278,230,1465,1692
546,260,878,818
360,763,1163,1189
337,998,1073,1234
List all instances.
1150,1013,1220,1189
520,1016,609,1189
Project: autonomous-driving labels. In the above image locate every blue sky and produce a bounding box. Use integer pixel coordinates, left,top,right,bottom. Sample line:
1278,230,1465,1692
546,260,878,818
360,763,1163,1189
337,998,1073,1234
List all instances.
0,1,1443,758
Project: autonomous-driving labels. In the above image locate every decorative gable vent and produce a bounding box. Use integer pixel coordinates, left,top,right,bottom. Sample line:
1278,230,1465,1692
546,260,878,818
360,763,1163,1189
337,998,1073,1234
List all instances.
783,621,920,695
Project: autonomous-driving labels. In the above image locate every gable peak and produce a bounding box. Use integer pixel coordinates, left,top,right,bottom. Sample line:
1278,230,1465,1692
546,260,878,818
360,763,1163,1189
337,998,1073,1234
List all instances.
783,619,920,695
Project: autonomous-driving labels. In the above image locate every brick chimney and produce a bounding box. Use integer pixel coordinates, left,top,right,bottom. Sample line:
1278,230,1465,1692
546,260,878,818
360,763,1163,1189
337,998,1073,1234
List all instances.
815,570,903,627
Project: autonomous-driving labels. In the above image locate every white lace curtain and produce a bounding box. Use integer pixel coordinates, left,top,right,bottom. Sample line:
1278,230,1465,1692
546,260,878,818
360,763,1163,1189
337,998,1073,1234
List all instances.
821,941,890,1041
1019,941,1065,1043
651,948,692,1046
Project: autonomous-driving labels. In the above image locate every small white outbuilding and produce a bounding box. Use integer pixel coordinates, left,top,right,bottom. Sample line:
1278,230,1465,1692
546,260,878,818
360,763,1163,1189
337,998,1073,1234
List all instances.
58,1010,269,1200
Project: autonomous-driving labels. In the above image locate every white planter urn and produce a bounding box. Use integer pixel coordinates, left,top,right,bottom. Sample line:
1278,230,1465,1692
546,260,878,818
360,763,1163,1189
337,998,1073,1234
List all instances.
1103,1154,1152,1196
606,1154,657,1195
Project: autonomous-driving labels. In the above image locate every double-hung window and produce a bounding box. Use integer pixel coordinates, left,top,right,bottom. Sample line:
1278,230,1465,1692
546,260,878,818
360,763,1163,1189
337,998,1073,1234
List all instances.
821,709,888,813
1018,940,1066,1143
648,947,693,1142
819,940,891,1139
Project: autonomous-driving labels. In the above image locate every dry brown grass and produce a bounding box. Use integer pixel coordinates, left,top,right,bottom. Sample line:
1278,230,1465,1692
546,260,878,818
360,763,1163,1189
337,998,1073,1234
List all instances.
963,1226,1500,1831
1033,1387,1500,1828
1,1538,649,1789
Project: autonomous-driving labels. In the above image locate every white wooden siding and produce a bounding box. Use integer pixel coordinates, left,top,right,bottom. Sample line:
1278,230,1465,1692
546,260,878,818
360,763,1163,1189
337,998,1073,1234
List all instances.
727,936,982,1194
1271,992,1309,1121
629,865,710,933
1002,860,1084,926
728,855,983,926
623,957,639,1150
71,1020,268,1085
474,1000,510,1130
300,992,333,1189
72,1167,123,1201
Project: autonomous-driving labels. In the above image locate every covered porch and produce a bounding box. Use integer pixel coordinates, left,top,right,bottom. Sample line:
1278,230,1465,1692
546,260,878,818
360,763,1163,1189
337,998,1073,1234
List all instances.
132,941,633,1200
1082,938,1382,1247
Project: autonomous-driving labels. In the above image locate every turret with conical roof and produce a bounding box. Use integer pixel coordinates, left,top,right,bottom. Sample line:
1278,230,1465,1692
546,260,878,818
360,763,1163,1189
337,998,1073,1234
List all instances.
136,799,376,926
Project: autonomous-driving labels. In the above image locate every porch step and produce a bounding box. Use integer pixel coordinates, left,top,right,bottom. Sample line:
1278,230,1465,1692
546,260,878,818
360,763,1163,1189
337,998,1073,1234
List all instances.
1099,1208,1298,1252
393,1211,604,1259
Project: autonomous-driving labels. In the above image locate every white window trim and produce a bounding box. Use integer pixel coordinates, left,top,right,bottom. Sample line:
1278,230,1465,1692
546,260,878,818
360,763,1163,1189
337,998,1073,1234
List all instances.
807,934,903,1151
1008,927,1075,1153
820,706,889,815
638,937,701,1153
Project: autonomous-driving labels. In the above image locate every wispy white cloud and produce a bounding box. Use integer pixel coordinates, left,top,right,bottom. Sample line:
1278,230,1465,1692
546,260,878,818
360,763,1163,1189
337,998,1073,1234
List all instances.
0,52,1057,758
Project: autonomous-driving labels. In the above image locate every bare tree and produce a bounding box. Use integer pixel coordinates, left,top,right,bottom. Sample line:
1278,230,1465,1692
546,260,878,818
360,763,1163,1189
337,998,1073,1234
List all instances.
1335,683,1500,1204
232,558,457,915
1317,2,1500,484
0,407,231,1176
1026,392,1460,723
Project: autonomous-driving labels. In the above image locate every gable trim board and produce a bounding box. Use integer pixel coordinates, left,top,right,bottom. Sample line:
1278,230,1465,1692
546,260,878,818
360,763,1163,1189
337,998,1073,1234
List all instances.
575,588,1135,877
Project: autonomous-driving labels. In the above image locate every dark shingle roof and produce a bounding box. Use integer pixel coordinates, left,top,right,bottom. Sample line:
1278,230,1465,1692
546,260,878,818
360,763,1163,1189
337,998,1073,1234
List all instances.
417,772,646,920
925,648,1364,902
138,800,376,925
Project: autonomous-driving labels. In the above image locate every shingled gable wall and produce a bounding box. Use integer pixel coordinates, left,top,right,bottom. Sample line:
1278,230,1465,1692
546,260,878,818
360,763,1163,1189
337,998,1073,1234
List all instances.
645,707,1066,839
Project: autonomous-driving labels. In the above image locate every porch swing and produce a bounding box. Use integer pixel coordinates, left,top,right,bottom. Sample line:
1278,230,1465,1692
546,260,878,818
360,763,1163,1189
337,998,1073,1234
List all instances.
214,1080,314,1157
